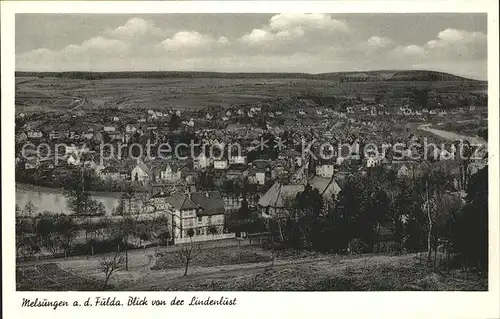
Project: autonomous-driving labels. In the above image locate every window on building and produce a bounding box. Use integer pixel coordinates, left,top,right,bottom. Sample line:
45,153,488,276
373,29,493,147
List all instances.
198,217,203,223
208,216,212,223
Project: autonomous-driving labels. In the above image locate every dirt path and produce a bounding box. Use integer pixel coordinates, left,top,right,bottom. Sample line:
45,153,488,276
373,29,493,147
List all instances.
123,256,336,290
122,252,401,290
70,96,86,111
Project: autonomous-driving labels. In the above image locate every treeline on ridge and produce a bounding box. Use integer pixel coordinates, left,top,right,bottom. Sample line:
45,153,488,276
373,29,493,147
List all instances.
15,70,483,83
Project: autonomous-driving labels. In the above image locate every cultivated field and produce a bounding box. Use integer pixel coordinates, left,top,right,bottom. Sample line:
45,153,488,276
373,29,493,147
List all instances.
15,71,487,115
16,263,101,291
16,77,83,114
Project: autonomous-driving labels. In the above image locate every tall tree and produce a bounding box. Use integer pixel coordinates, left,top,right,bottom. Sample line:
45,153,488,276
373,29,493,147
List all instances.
64,169,99,216
453,166,488,271
55,215,77,258
36,216,58,254
112,217,136,271
168,113,181,130
415,168,450,260
287,184,324,250
16,217,38,259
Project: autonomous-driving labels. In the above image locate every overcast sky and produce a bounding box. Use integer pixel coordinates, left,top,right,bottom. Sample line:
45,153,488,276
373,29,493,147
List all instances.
16,13,487,80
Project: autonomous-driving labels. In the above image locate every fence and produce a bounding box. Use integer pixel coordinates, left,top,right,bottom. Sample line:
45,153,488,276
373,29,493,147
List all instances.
174,233,236,244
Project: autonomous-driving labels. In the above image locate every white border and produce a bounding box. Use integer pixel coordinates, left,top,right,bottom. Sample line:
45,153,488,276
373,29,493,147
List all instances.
2,2,499,319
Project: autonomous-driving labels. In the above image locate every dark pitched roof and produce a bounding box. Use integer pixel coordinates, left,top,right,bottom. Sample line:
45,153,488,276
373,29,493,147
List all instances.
134,162,151,176
252,159,273,170
258,181,304,209
190,191,225,216
151,191,170,199
308,175,342,196
258,176,342,210
228,163,248,171
101,166,119,174
165,192,199,211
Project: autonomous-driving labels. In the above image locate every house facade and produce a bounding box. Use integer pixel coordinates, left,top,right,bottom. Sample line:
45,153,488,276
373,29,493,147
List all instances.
100,166,123,180
229,155,247,165
162,191,226,239
159,164,182,182
27,131,43,139
315,163,335,178
131,162,150,183
194,153,211,169
214,159,228,170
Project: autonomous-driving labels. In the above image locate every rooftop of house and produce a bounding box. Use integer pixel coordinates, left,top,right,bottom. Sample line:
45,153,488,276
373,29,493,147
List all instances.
258,181,305,209
164,192,200,211
162,190,225,216
316,159,336,166
308,175,342,197
101,166,120,174
227,163,249,172
284,149,302,157
258,174,342,210
190,191,225,216
252,159,274,170
150,190,171,199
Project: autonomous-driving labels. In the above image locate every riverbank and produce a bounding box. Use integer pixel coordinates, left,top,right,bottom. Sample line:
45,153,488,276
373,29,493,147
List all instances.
16,183,124,215
16,182,124,198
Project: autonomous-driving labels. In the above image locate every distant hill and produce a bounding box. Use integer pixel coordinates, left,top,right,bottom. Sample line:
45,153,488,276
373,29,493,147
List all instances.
314,70,482,82
15,70,484,83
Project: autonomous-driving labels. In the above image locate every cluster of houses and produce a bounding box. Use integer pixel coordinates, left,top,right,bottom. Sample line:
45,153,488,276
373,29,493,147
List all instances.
15,97,487,242
107,141,487,243
16,109,484,188
342,104,477,118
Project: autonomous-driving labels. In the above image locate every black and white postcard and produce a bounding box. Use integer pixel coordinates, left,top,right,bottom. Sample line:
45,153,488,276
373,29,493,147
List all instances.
2,1,499,318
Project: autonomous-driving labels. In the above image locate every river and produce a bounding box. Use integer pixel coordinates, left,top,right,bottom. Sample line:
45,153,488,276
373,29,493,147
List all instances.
15,183,122,216
418,124,488,148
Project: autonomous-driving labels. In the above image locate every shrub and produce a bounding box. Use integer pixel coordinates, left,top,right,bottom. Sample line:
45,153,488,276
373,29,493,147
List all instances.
348,238,368,254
